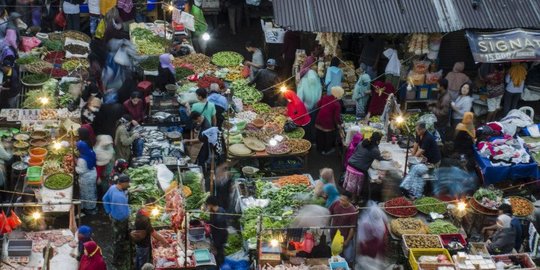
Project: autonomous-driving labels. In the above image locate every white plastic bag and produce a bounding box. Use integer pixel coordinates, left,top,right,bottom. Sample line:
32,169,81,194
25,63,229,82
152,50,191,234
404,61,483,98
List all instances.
156,164,174,191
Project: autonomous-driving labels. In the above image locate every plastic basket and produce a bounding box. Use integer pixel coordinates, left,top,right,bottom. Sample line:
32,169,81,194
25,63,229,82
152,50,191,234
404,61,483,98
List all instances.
26,166,42,182
469,242,490,256
440,234,467,249
402,234,444,257
409,248,453,270
490,253,536,270
329,261,350,270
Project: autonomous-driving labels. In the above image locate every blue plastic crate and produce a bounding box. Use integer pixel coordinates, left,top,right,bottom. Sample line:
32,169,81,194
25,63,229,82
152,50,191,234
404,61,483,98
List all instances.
415,84,437,100
330,261,350,270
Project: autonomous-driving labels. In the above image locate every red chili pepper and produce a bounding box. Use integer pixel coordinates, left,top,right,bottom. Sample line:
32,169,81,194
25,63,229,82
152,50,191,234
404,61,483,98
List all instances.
384,197,417,216
197,75,224,89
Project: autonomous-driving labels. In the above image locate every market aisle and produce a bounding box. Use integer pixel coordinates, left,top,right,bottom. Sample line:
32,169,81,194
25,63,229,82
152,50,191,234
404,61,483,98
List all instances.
81,212,116,268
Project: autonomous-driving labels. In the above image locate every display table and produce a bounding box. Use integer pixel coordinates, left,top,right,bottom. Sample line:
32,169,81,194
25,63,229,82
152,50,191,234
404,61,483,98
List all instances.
228,151,310,173
474,150,540,184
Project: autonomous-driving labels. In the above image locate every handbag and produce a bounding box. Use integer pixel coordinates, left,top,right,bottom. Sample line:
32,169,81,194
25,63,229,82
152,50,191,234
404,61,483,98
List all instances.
54,12,66,28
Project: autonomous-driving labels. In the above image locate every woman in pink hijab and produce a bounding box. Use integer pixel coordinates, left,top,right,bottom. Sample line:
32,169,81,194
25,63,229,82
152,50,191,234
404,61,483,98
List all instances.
117,0,135,22
283,90,310,127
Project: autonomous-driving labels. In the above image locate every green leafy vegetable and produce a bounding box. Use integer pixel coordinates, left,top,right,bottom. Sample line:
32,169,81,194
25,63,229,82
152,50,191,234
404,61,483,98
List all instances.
211,51,244,67
16,55,39,65
140,56,160,71
414,197,447,214
21,73,50,84
428,220,458,234
45,173,73,190
175,67,194,80
232,79,262,105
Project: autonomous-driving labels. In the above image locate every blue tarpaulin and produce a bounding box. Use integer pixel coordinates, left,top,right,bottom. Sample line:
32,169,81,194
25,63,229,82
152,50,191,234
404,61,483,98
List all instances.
474,150,539,184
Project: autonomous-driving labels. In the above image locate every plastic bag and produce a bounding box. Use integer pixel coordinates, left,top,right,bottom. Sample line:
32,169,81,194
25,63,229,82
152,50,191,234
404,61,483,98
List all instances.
156,164,174,191
21,37,41,52
0,211,12,234
55,12,66,28
7,210,21,229
95,19,106,39
114,46,130,66
221,257,249,270
241,65,250,78
331,230,344,256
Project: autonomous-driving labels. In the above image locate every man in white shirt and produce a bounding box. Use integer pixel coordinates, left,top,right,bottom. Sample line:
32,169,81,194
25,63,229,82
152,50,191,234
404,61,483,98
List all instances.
245,41,264,80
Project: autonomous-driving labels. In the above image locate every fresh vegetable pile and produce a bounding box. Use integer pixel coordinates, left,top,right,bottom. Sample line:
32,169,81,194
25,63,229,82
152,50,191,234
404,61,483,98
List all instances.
342,114,357,123
384,197,418,217
390,218,427,237
285,139,311,154
43,51,65,64
62,59,89,71
183,171,210,210
274,174,310,187
197,75,224,89
42,39,64,51
127,166,163,206
21,73,50,85
65,44,89,55
232,79,262,105
44,173,73,190
211,51,244,67
130,27,166,55
16,55,39,65
140,56,160,71
172,53,217,74
414,197,447,214
251,103,271,114
473,188,503,210
428,220,459,234
403,234,443,249
284,128,305,139
177,82,197,94
265,142,290,155
175,67,194,80
42,67,68,78
225,233,243,255
24,60,53,74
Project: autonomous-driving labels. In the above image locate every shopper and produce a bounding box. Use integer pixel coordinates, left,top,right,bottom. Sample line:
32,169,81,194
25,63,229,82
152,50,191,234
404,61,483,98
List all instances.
114,114,140,161
429,79,451,141
454,112,476,160
75,226,93,261
76,140,98,215
347,132,384,201
315,86,343,155
352,66,371,119
81,78,103,103
184,111,211,168
329,192,357,263
190,88,217,126
249,59,280,106
155,53,176,92
366,81,394,117
451,82,473,128
0,59,21,109
132,198,169,270
206,196,228,268
104,7,129,43
207,83,228,128
81,96,102,125
103,174,131,269
94,135,114,193
400,164,429,199
123,91,145,123
4,12,21,51
225,0,242,35
314,168,335,198
411,122,441,166
93,102,125,138
283,90,311,127
88,0,101,35
297,59,322,111
480,64,505,122
445,62,470,101
62,0,81,31
0,41,17,64
324,57,343,94
486,214,517,255
245,41,264,80
503,63,527,116
79,241,106,270
357,201,387,259
117,0,135,23
107,159,129,185
323,184,339,208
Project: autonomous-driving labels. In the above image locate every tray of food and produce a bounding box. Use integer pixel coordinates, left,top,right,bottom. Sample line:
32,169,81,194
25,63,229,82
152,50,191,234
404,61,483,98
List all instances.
384,197,418,217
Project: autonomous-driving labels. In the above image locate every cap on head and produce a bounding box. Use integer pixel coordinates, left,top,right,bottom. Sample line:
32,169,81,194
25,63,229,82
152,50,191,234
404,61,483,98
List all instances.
117,175,130,183
266,59,277,66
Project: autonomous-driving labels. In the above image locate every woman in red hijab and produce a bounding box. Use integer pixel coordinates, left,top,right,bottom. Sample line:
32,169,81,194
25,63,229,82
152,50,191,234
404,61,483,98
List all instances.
79,241,106,270
283,90,310,127
367,81,395,117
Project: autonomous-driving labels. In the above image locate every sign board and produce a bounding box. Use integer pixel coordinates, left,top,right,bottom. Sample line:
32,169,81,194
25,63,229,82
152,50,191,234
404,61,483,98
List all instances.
466,28,540,63
261,19,285,44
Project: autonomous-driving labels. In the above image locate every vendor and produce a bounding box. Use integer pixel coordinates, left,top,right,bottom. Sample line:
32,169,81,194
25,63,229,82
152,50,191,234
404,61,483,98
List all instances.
244,41,264,80
207,83,228,128
81,96,102,125
451,83,473,128
114,115,140,161
454,112,476,161
314,168,335,198
283,90,311,127
487,214,516,255
366,81,394,118
123,91,145,124
0,138,12,195
190,88,217,127
76,140,98,215
248,59,279,106
94,135,115,196
133,198,169,270
324,57,343,94
428,79,451,142
347,132,383,201
206,196,228,268
411,122,441,166
183,111,211,169
155,53,176,92
0,59,21,109
315,86,343,155
482,204,523,252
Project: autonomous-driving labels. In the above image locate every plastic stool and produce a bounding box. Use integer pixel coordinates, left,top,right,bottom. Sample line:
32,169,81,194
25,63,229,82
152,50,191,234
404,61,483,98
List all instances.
137,81,152,95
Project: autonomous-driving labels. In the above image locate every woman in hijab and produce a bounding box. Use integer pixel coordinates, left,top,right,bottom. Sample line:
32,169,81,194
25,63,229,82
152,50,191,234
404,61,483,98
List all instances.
75,226,93,261
94,135,115,196
366,81,394,117
315,86,343,155
79,241,107,270
487,214,516,255
324,57,343,94
445,62,470,101
297,58,322,111
81,96,102,125
79,125,96,148
156,53,176,92
353,66,371,118
76,140,98,215
114,114,139,161
454,112,475,159
323,184,340,208
0,41,17,64
357,201,387,259
116,0,134,24
314,168,335,198
283,90,311,127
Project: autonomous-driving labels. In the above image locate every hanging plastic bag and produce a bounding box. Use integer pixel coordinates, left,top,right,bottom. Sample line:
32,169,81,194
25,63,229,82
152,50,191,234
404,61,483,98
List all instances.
0,211,12,234
7,210,22,229
114,46,130,66
95,19,106,39
21,37,41,52
330,230,344,256
241,65,250,78
55,12,66,28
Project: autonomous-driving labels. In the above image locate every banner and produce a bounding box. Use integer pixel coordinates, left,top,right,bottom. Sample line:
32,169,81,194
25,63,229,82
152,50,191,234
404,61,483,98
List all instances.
465,28,540,63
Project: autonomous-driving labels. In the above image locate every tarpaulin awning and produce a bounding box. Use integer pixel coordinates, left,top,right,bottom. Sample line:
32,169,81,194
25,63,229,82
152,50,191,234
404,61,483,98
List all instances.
466,29,540,63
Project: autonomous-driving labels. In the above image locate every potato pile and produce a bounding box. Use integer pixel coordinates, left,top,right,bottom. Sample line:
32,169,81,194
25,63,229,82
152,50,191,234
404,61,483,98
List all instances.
403,234,442,249
391,218,427,237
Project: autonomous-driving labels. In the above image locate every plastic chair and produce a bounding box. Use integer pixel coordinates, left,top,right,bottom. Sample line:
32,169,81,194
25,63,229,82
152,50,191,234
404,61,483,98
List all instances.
519,106,535,119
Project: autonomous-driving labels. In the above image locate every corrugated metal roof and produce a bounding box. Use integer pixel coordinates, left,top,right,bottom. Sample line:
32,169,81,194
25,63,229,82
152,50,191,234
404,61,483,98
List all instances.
451,0,540,29
273,0,540,33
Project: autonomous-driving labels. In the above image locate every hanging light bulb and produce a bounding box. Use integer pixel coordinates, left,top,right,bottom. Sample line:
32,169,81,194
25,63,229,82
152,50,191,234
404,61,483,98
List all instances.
39,97,49,105
202,32,210,41
406,83,413,91
151,207,160,217
270,239,279,248
457,201,467,212
395,115,405,124
167,4,174,11
31,211,42,220
53,141,62,150
279,86,287,93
